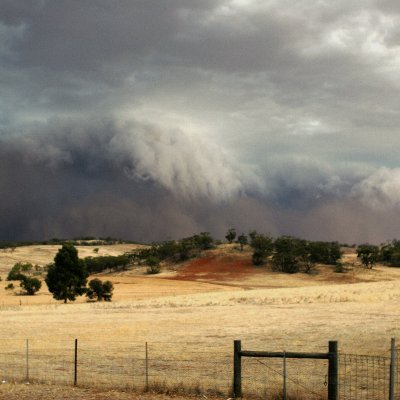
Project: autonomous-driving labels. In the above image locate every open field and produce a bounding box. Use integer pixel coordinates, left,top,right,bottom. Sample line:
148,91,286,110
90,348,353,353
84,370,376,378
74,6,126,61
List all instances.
0,243,400,352
0,244,400,397
0,383,228,400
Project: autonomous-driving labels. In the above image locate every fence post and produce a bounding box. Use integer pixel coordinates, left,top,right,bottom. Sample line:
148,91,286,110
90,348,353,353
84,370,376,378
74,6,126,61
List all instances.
26,339,29,383
328,341,338,400
283,351,287,400
233,340,242,398
145,342,149,391
74,339,78,386
389,337,396,400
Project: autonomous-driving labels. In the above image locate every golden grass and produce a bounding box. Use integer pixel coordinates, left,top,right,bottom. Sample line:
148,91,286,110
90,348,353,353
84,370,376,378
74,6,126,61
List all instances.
0,244,146,278
0,383,229,400
0,244,399,397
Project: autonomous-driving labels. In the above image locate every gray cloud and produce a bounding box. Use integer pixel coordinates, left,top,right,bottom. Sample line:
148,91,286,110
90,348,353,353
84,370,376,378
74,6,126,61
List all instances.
1,1,400,243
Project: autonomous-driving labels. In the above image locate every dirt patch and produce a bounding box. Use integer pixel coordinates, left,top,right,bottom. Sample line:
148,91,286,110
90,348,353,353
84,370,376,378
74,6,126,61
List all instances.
172,255,265,283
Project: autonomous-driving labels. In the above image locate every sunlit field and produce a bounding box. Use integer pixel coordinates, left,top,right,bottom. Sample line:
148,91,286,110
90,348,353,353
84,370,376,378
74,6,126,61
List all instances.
0,244,399,399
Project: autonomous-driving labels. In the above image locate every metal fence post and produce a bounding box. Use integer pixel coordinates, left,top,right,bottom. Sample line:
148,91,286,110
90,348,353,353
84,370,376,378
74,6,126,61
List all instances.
26,339,29,383
389,337,396,400
328,341,338,400
233,340,242,398
145,342,149,391
74,339,78,386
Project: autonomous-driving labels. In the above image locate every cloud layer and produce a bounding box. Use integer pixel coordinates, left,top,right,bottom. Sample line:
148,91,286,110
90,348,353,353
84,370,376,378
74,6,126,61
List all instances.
1,1,400,243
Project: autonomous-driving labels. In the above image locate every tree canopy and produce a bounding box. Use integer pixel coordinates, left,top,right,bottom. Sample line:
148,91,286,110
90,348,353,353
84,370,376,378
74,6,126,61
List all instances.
357,244,379,269
45,244,88,303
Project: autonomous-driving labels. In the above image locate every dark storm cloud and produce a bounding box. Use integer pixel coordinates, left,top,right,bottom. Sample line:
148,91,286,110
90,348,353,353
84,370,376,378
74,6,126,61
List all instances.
2,1,400,243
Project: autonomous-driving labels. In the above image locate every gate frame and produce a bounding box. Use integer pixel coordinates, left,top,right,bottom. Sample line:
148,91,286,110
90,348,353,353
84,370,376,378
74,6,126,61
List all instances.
233,340,338,399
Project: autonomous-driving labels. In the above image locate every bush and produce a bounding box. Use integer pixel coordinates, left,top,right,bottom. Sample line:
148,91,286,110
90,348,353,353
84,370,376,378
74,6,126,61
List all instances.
357,244,379,269
250,234,273,266
308,241,342,265
86,279,114,301
225,228,236,244
5,283,14,290
237,233,248,251
7,262,33,281
146,256,161,274
252,251,264,266
272,236,302,273
334,263,346,273
20,276,41,295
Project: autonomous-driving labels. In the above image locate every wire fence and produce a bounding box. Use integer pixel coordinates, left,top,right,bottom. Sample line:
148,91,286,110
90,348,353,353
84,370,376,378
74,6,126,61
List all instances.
0,338,399,399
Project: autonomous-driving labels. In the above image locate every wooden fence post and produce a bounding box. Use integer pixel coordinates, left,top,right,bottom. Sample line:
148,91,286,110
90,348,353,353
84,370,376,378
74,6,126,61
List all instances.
328,341,338,400
233,340,242,398
74,339,78,386
389,337,396,400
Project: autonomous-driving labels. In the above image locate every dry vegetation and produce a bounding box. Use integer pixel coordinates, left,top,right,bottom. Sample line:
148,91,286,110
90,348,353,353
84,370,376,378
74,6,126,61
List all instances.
0,243,399,398
0,383,228,400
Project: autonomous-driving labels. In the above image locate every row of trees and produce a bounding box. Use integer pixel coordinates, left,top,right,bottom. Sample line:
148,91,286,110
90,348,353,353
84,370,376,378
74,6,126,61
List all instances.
356,240,400,269
133,232,215,272
6,262,42,295
225,228,400,271
247,232,342,273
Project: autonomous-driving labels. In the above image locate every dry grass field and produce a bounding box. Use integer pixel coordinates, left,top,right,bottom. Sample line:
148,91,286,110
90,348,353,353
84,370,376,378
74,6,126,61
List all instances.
0,383,229,400
0,243,399,398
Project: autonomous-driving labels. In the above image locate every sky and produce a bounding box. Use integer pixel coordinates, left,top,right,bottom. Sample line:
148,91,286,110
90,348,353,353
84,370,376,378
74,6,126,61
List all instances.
1,0,400,243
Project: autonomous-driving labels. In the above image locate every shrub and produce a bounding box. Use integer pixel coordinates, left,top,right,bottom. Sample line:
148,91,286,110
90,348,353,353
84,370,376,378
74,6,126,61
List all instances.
20,276,41,295
146,256,161,274
237,233,248,251
5,283,14,290
7,263,33,281
252,251,264,266
308,241,342,265
86,279,114,301
250,234,273,266
334,263,346,273
357,244,379,269
272,236,303,274
225,228,237,244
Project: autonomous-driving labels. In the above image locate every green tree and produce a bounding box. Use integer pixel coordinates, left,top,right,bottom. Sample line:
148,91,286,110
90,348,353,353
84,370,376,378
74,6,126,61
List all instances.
237,233,248,251
250,233,273,266
308,242,342,265
86,278,114,301
146,256,161,274
357,244,379,269
272,236,303,274
7,262,32,281
20,276,41,295
380,240,400,266
45,244,88,303
225,228,237,244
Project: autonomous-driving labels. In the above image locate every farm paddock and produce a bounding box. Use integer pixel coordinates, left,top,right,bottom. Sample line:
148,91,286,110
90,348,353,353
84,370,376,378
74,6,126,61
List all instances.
0,244,400,398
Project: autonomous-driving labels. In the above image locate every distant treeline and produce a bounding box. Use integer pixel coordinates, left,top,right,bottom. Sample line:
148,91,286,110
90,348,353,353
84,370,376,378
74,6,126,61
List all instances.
136,232,214,263
5,232,400,276
84,254,133,274
0,237,139,250
80,232,215,274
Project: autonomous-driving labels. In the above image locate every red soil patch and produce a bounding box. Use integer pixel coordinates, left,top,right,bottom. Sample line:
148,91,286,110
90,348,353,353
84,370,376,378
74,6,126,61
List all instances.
172,255,263,283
